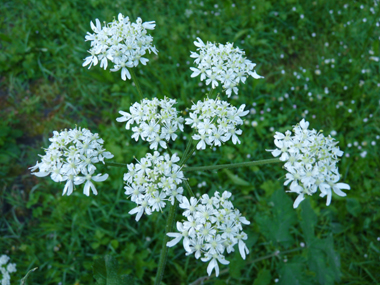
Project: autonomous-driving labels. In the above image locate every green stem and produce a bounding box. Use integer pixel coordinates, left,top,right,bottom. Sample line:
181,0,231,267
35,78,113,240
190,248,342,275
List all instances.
154,200,178,285
179,135,194,165
154,138,196,284
183,144,197,165
129,68,144,100
183,179,195,197
183,158,281,172
105,161,128,168
208,88,216,98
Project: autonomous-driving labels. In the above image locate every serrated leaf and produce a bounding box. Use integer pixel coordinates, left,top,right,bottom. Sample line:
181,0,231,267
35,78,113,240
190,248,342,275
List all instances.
300,199,317,244
92,255,134,285
253,269,271,285
306,236,341,285
255,190,297,248
279,263,308,285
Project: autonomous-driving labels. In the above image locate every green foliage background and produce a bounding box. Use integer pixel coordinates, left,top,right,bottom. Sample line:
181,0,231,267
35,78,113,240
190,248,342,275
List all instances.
1,0,380,284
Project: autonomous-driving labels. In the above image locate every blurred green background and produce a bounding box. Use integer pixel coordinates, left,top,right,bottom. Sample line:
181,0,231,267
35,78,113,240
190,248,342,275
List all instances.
1,0,380,284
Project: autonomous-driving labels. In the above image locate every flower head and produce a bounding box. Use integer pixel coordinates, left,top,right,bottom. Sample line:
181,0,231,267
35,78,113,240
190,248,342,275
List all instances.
167,191,250,277
268,119,350,208
83,14,158,80
30,127,113,196
117,97,184,150
125,152,184,221
190,37,263,97
0,254,16,285
185,98,249,150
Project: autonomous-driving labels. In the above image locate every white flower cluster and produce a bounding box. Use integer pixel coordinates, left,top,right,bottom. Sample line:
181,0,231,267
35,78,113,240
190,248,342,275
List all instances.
83,13,158,80
125,152,185,221
30,127,113,196
190,37,263,97
268,119,350,208
185,98,249,150
166,191,250,277
0,255,16,285
116,97,184,150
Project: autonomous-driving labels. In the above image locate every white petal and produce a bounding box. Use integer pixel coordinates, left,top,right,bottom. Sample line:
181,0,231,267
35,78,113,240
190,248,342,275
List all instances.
92,173,109,182
293,193,305,208
89,181,98,195
238,240,248,260
251,70,263,79
83,181,90,196
32,171,50,177
183,237,191,252
333,186,347,197
336,183,350,190
166,234,182,247
207,259,217,276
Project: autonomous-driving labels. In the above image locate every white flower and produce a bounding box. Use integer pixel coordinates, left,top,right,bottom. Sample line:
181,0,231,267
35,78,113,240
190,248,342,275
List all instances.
0,256,9,266
0,255,16,285
74,168,109,196
124,152,184,221
268,119,350,208
319,174,351,206
83,14,158,80
186,98,248,150
129,199,152,221
167,191,250,277
30,127,113,196
190,37,263,97
117,97,184,150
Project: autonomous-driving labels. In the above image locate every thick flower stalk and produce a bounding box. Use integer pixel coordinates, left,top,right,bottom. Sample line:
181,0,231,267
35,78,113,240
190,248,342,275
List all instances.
83,13,158,80
166,191,250,277
0,255,17,285
185,98,249,149
116,97,184,150
267,119,350,208
29,127,113,196
125,151,185,221
190,37,263,97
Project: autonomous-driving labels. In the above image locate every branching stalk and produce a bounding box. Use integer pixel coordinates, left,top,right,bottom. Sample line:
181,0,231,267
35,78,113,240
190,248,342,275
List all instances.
183,158,281,172
183,179,195,197
129,68,144,100
154,200,178,285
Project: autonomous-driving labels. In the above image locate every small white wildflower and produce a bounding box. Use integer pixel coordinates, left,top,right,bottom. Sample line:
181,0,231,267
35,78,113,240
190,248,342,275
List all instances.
190,37,263,97
117,97,184,150
267,119,350,208
83,14,158,80
185,98,248,150
29,127,113,196
0,255,17,285
125,152,184,221
167,191,250,277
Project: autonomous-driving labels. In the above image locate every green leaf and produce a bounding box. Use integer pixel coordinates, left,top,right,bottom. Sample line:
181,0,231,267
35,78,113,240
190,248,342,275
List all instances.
346,198,362,217
255,189,297,248
92,255,134,285
260,180,281,197
223,169,250,186
253,269,271,285
279,262,308,285
110,239,119,250
300,199,317,244
306,236,341,284
229,254,245,279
